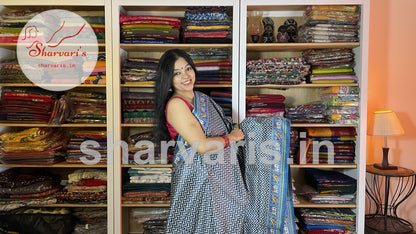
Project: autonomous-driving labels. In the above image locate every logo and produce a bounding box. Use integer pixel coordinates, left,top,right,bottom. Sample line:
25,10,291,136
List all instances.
17,9,98,91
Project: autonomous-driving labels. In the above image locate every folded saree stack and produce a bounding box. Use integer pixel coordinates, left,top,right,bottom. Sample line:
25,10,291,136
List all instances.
0,9,39,43
296,208,356,234
0,168,60,211
0,127,68,165
74,11,106,43
0,60,31,83
55,169,107,204
82,52,106,85
298,5,360,43
122,91,154,124
304,127,356,164
121,57,158,85
66,91,106,124
66,130,107,164
210,91,232,117
285,103,328,123
303,48,358,84
322,86,360,124
246,94,285,117
122,167,171,203
184,6,232,44
303,168,356,204
119,15,181,44
72,208,107,234
246,57,310,85
129,208,169,233
0,88,57,123
189,48,232,85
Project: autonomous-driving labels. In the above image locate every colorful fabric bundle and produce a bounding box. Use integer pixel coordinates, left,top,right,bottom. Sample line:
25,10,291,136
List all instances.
0,88,57,123
67,91,106,124
121,57,158,84
55,169,107,204
72,208,107,234
120,15,181,44
189,48,232,85
0,60,31,83
246,57,310,85
210,90,232,116
66,130,107,165
130,208,169,233
322,86,360,124
246,94,286,117
285,103,328,123
122,183,171,204
299,5,360,43
296,208,356,233
303,48,358,84
0,9,39,43
82,52,106,85
302,127,356,164
122,91,154,124
184,6,232,44
74,11,106,43
303,168,356,204
0,127,68,165
0,168,60,211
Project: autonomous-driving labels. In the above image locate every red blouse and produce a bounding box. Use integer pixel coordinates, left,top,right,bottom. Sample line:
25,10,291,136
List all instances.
165,96,194,140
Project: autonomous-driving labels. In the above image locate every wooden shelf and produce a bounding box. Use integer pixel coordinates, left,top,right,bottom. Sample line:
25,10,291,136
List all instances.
120,43,232,52
290,163,357,169
0,162,108,168
0,123,107,127
247,42,360,52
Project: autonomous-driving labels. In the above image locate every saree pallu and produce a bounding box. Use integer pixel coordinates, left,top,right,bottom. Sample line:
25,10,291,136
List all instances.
167,91,248,233
240,117,296,234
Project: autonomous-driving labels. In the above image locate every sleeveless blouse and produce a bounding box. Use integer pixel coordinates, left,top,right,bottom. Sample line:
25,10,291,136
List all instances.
165,96,194,140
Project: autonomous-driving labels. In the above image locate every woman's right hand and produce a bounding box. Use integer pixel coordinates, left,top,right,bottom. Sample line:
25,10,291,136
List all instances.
227,125,245,142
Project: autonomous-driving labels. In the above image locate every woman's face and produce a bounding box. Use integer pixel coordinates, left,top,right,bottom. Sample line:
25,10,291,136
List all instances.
172,57,195,93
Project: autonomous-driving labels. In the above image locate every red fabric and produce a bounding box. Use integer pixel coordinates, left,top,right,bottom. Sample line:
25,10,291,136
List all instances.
165,96,194,140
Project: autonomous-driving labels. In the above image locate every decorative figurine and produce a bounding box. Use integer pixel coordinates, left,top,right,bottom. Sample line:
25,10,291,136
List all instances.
262,17,275,43
284,18,298,43
277,25,288,43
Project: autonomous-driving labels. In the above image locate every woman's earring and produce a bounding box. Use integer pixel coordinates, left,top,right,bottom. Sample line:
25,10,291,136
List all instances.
169,88,173,92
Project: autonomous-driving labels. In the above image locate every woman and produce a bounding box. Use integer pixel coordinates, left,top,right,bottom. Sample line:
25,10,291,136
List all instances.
154,49,248,233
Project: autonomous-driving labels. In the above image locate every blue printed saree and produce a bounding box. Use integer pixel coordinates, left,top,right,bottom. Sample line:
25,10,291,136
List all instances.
166,91,248,233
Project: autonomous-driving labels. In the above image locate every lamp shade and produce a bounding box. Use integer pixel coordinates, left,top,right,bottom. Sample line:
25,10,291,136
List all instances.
368,110,404,136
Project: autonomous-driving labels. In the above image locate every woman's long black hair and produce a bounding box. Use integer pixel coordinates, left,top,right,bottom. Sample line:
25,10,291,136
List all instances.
154,49,196,142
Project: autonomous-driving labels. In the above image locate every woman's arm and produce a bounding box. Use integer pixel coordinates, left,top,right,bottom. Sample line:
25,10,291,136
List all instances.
166,98,244,154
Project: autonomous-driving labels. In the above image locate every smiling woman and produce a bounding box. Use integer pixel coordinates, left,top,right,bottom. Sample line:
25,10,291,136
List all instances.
154,49,247,233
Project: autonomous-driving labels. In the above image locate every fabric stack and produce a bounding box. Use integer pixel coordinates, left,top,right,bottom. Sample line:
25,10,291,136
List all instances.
303,48,357,84
122,91,154,124
298,5,360,43
0,127,68,165
121,57,158,85
122,168,171,204
67,91,106,124
246,57,310,85
119,15,181,44
304,127,357,164
303,168,356,204
0,87,56,123
55,169,107,204
246,94,285,117
66,130,107,165
130,208,169,233
83,52,106,85
189,48,232,85
210,91,232,117
75,11,106,43
184,6,232,44
0,9,39,43
285,103,328,123
72,207,107,234
296,208,356,234
126,131,174,165
0,60,31,83
289,129,300,164
0,168,61,211
321,86,360,124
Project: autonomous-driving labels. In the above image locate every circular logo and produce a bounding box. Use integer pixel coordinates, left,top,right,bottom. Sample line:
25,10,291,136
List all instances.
17,9,98,91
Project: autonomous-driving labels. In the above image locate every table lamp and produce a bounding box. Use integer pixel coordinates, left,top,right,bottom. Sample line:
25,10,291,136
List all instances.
368,110,404,170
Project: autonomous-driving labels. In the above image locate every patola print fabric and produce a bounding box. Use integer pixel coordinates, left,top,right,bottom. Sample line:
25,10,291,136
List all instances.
240,117,296,234
167,91,248,233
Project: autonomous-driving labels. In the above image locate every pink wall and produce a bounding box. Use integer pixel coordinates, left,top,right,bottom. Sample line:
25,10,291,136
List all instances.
368,0,416,227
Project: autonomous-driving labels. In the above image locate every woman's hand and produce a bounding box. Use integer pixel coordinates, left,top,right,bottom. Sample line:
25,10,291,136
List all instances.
227,125,244,142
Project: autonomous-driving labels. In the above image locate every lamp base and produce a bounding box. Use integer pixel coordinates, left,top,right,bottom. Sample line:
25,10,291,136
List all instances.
373,163,398,170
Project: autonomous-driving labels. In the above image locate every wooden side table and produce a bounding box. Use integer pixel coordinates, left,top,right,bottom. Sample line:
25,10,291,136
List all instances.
365,165,416,233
